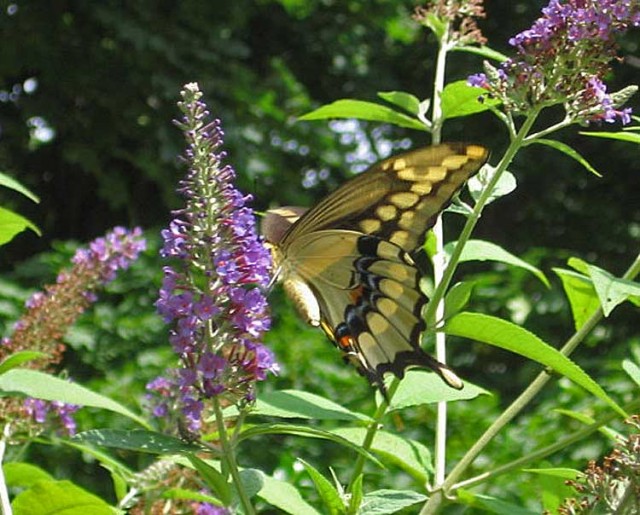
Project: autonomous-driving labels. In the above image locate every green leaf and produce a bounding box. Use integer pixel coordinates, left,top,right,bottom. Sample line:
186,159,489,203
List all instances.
532,139,602,176
3,463,54,489
239,423,382,468
359,489,427,515
622,359,640,388
0,351,47,375
554,268,600,330
298,100,428,131
585,263,640,316
444,312,626,417
580,131,640,144
11,480,115,515
553,409,621,440
0,369,149,428
257,474,321,515
444,281,475,319
246,389,371,421
441,81,500,119
186,455,233,505
348,474,364,514
331,427,434,482
467,167,517,205
445,239,549,287
73,429,203,454
377,91,420,115
457,489,538,514
0,172,40,203
386,370,488,410
298,459,345,515
452,44,509,62
0,206,41,245
239,468,266,500
522,467,581,480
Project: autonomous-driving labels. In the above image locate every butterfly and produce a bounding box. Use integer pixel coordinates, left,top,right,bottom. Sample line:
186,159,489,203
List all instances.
263,143,490,396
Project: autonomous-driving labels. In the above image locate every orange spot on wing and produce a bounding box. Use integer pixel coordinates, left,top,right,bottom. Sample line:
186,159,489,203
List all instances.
350,285,365,304
338,334,355,351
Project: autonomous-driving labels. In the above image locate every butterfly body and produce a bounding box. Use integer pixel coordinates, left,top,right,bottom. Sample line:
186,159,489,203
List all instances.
264,143,489,394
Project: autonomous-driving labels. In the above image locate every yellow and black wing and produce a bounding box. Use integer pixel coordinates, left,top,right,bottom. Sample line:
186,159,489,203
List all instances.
264,143,489,393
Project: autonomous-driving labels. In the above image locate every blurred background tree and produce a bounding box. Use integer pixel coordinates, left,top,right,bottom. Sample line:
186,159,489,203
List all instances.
0,0,638,507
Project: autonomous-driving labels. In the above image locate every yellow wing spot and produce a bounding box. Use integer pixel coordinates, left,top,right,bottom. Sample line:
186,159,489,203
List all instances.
376,204,397,222
389,229,412,250
367,312,390,334
441,154,470,169
398,210,415,230
466,145,488,159
379,279,402,299
426,166,448,181
411,181,433,195
375,240,402,260
357,332,388,365
397,167,419,181
389,192,419,208
377,296,399,317
392,158,407,170
360,218,382,233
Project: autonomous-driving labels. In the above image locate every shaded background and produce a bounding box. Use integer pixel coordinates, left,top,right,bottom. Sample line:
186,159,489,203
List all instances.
1,0,639,510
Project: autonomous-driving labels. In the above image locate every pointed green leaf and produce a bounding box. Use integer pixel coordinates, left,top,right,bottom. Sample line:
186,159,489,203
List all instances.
73,429,203,454
553,408,621,440
11,480,114,515
377,91,420,115
298,459,345,515
0,351,47,375
0,172,40,203
522,467,581,480
532,139,602,176
554,268,600,330
348,474,364,514
298,100,428,131
162,488,225,505
246,389,371,421
580,131,640,144
0,206,41,245
444,281,475,319
622,359,640,388
446,239,549,287
457,489,539,514
187,455,233,505
331,427,433,482
385,370,488,410
258,474,321,515
0,369,149,428
468,167,517,205
239,423,382,468
441,81,500,119
585,264,640,316
359,489,427,515
452,44,509,62
444,312,626,416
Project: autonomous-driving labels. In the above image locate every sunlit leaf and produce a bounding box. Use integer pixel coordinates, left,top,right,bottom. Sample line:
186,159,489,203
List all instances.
554,268,600,330
299,100,428,131
11,480,114,515
0,171,40,203
441,81,500,119
445,312,626,416
377,91,420,115
531,139,602,176
0,206,41,245
359,489,427,515
299,459,344,515
73,429,203,454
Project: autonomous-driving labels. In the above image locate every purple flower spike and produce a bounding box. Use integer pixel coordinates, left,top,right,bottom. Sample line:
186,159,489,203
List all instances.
148,83,276,436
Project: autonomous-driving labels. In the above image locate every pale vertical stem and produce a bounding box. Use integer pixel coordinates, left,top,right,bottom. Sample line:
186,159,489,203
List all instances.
430,31,449,488
0,425,12,515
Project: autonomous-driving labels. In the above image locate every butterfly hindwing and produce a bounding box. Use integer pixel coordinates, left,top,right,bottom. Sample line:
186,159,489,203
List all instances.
265,143,490,393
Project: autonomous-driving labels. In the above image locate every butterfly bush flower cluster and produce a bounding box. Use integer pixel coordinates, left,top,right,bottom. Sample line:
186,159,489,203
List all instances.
0,227,146,437
147,83,276,435
468,0,640,124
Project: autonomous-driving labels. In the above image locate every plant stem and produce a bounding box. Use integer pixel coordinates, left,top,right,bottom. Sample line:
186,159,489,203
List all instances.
420,250,640,514
431,18,450,490
212,397,255,515
347,381,399,493
0,425,12,515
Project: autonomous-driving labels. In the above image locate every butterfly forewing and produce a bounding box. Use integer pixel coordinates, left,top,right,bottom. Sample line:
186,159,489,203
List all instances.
267,143,489,393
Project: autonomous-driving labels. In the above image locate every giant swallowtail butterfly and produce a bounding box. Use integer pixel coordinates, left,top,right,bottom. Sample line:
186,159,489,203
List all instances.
263,143,489,395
